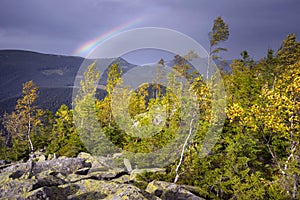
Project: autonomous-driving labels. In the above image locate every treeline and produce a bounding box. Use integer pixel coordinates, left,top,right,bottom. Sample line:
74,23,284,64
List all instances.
1,18,300,199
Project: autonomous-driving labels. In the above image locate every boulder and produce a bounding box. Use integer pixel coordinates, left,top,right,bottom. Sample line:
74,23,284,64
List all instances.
1,157,91,178
106,183,149,199
33,170,67,188
111,174,130,184
66,168,127,183
0,162,12,170
0,177,38,198
37,155,46,162
0,153,204,199
26,186,54,200
77,152,112,172
32,158,91,176
124,158,132,172
61,179,145,199
146,180,205,200
0,157,91,198
88,168,127,180
0,160,8,165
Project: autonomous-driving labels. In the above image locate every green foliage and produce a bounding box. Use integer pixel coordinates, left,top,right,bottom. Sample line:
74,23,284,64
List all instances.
224,58,261,107
1,18,300,200
208,16,229,65
162,34,300,199
207,16,229,79
0,130,10,160
276,34,300,66
209,16,229,49
73,62,118,156
46,104,86,157
31,109,54,151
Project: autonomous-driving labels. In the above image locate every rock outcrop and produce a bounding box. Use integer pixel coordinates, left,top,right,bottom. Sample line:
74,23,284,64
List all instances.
0,151,205,199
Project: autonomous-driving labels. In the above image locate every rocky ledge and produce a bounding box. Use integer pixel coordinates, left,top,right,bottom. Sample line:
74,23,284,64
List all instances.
0,152,205,199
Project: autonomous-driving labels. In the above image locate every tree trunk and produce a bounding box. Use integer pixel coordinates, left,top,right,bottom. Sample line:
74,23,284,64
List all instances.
27,100,34,153
174,118,195,183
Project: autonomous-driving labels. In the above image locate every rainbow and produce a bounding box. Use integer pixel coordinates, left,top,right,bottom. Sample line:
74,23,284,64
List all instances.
73,17,143,56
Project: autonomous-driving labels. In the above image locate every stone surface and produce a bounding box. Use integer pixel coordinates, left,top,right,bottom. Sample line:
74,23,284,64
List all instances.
77,152,112,171
112,174,130,184
146,180,205,200
37,155,46,162
26,186,54,200
123,158,132,172
0,152,205,199
0,160,8,165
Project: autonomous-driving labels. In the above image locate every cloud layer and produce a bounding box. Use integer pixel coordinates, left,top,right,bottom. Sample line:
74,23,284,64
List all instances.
0,0,299,60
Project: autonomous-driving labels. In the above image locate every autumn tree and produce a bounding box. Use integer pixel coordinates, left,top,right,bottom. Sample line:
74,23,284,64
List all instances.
74,62,123,156
94,63,123,127
73,62,104,155
3,81,42,160
225,60,300,199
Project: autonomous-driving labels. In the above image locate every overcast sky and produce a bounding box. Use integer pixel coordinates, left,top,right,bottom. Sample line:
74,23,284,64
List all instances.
0,0,299,62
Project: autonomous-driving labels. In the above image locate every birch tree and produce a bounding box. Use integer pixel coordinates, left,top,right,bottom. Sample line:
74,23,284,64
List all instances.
3,81,40,159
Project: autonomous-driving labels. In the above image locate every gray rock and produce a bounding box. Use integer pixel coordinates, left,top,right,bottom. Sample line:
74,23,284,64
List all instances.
0,160,8,165
0,177,38,198
124,158,132,172
64,179,151,200
77,152,112,171
111,174,130,184
0,157,91,198
37,155,46,162
33,158,91,176
146,180,205,200
106,183,148,200
68,168,127,182
61,179,119,199
89,168,127,180
58,155,68,160
75,167,90,175
112,152,123,159
33,171,67,188
26,186,54,200
0,154,202,199
1,157,91,177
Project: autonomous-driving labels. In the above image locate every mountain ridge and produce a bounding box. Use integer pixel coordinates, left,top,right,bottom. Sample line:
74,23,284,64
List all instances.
0,50,137,115
0,49,231,115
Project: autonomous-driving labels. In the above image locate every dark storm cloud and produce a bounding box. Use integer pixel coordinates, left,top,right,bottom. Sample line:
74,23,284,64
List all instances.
0,0,153,54
219,0,300,59
150,0,300,59
0,0,299,59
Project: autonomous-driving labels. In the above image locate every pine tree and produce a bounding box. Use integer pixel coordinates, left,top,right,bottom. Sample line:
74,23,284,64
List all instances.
47,104,85,157
276,34,300,66
208,16,229,78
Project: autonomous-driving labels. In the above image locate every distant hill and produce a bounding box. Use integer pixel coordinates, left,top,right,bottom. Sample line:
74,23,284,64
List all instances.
0,50,231,116
0,50,137,115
